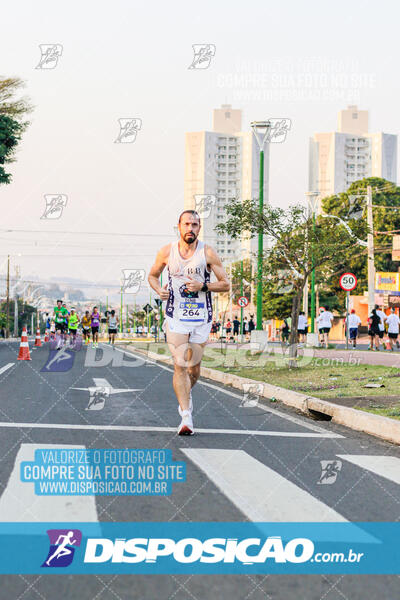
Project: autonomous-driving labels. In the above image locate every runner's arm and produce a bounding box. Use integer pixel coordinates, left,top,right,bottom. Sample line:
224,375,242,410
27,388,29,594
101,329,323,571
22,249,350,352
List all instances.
148,245,170,299
204,245,230,292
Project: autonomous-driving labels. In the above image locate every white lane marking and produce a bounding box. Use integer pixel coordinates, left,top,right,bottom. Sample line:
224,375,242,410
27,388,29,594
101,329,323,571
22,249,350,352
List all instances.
114,345,337,435
0,444,98,522
0,421,342,437
0,363,15,376
338,454,400,485
182,448,347,522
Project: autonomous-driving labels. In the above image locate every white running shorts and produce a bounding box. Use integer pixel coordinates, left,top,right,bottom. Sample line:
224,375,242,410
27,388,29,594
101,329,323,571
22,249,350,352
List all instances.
165,316,212,344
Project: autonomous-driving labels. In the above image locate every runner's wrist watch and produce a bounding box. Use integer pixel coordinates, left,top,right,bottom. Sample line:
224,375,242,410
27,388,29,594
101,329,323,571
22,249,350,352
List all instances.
201,283,209,292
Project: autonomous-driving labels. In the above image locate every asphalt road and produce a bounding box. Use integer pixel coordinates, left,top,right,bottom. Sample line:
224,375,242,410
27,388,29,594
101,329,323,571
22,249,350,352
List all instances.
0,338,399,599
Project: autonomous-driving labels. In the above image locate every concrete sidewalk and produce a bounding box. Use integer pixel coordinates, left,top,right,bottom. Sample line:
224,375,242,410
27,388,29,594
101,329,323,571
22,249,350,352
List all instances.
208,340,400,367
305,347,400,367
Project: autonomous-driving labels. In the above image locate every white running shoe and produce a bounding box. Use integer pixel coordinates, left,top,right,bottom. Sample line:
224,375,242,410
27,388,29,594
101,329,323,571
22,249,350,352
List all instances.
178,390,193,417
178,410,194,436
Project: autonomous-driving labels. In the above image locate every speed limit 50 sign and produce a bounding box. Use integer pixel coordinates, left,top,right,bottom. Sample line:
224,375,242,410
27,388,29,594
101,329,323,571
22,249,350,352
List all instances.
339,272,357,291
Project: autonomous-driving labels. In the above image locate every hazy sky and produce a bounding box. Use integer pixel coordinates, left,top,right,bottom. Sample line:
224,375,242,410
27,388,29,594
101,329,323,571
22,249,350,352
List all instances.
1,0,399,302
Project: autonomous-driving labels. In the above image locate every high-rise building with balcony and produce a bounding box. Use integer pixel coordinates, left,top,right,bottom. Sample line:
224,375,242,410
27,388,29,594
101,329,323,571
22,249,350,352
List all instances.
309,106,397,210
184,105,269,264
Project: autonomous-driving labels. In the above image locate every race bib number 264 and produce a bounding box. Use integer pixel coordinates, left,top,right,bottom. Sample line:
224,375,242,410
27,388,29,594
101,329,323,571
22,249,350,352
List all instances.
178,301,205,322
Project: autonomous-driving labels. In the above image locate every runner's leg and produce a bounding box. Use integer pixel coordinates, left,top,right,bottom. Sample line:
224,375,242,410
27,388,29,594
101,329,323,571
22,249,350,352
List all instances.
166,321,207,413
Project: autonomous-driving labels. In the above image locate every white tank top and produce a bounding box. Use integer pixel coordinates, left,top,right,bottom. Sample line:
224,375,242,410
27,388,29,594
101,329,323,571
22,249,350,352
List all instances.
108,316,117,328
165,240,212,324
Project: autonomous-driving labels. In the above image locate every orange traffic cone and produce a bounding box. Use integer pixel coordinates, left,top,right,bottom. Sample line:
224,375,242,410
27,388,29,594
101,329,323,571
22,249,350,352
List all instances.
34,328,42,347
17,327,32,361
385,337,392,351
44,330,50,342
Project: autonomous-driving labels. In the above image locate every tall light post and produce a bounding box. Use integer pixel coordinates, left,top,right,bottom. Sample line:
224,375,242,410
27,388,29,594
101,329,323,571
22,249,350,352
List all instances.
120,289,123,334
251,121,271,330
305,192,319,334
6,255,10,338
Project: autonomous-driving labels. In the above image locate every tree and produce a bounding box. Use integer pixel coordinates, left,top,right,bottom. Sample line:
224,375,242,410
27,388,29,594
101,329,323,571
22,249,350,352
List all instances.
0,77,33,185
216,199,367,366
322,177,400,296
0,78,33,122
0,115,23,184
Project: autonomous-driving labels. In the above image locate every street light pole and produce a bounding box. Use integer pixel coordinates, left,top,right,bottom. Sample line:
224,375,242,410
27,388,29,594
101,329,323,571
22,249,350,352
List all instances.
251,121,271,331
305,192,319,334
120,290,123,334
159,271,163,340
240,259,244,343
366,185,375,314
6,255,10,338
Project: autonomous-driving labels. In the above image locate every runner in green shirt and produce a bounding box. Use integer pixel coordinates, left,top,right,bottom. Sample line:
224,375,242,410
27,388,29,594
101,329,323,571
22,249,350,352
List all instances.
68,308,80,346
53,300,69,348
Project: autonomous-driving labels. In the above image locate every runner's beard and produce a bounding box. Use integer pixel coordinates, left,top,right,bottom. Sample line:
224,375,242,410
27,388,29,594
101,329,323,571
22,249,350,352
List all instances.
184,232,197,244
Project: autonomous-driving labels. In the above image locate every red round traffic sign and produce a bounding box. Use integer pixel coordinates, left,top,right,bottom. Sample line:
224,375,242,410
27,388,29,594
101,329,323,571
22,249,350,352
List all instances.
339,272,357,291
238,296,249,308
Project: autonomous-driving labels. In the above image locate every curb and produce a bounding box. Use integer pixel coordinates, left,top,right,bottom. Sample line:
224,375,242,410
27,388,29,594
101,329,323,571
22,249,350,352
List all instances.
118,344,400,446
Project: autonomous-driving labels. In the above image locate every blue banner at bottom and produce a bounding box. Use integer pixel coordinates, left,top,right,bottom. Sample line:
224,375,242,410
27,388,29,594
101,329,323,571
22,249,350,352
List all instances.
0,522,399,574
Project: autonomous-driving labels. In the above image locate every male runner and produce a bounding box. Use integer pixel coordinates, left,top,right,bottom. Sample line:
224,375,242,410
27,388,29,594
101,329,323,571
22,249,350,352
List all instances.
81,311,92,345
91,306,101,348
148,210,229,435
68,308,80,347
62,302,70,344
107,309,119,345
53,300,68,349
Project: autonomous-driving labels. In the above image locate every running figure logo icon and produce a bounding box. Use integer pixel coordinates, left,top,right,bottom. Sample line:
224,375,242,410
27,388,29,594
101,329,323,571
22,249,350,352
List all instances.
188,44,216,69
240,383,264,408
41,194,68,220
35,44,63,69
194,194,216,219
122,269,146,294
114,118,142,143
40,346,75,372
317,460,342,485
42,529,82,568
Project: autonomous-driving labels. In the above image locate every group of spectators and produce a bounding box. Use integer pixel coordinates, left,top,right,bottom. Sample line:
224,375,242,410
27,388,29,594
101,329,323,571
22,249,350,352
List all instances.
210,315,256,342
280,307,334,348
277,303,400,351
367,305,400,351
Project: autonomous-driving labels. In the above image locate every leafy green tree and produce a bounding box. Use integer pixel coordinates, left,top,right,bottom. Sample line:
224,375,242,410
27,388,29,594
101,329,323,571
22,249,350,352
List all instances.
0,77,33,122
0,77,32,185
321,177,400,297
0,115,24,184
216,199,367,365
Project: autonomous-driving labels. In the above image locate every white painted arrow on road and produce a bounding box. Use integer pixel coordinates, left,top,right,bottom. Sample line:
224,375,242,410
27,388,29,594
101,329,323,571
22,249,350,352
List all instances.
71,377,143,410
